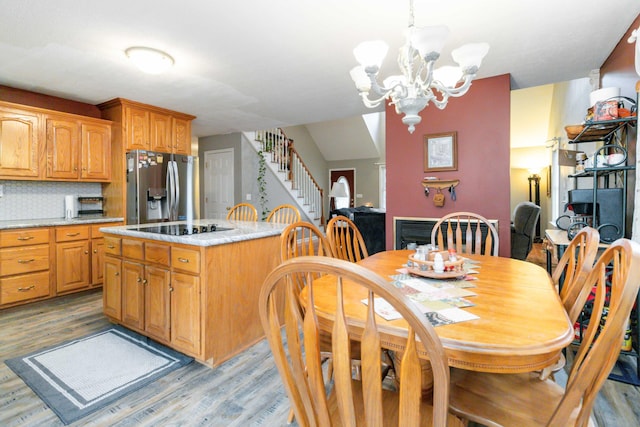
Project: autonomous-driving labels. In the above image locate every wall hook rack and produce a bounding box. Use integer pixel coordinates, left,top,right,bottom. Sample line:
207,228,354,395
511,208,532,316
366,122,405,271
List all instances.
421,178,460,194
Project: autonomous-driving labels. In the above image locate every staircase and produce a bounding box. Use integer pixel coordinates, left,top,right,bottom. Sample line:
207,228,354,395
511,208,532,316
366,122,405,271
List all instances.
245,128,324,227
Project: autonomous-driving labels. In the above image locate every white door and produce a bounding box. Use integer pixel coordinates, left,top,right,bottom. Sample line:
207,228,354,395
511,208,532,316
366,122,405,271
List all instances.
204,149,234,219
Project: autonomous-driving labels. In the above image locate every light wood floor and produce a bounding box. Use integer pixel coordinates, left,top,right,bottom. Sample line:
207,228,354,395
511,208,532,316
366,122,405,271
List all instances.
1,251,640,426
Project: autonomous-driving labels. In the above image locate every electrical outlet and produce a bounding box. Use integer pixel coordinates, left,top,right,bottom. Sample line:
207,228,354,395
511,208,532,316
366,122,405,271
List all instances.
0,184,3,198
246,193,252,201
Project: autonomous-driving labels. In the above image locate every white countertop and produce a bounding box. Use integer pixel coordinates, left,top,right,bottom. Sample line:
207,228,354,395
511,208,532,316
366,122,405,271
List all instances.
0,216,124,230
100,219,288,247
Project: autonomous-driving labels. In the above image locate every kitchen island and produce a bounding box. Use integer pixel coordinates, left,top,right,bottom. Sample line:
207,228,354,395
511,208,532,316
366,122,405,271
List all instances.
100,219,286,366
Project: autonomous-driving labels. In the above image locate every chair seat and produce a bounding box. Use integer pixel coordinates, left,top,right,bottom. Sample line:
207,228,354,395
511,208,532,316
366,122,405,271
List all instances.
449,369,594,427
327,379,465,427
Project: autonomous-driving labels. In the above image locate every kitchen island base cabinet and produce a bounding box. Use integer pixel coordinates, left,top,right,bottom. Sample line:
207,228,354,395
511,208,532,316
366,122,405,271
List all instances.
203,236,280,366
102,231,280,365
103,256,122,320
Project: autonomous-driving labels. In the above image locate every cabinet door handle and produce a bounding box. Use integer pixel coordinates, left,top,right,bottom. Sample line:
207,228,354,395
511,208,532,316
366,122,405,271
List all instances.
169,286,174,292
66,232,80,237
93,249,98,253
17,236,34,241
18,285,35,292
115,272,120,276
137,277,142,283
84,250,89,255
178,257,189,263
18,259,35,264
143,279,148,285
107,245,115,249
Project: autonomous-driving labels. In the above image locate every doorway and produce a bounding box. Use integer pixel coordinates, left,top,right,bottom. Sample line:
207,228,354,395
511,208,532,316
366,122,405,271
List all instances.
329,168,355,211
204,148,234,219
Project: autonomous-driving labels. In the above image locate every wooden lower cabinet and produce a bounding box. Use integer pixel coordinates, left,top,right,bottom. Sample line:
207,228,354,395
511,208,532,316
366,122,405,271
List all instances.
56,239,90,293
122,261,145,329
103,256,122,320
0,222,122,309
144,265,171,342
170,272,200,355
102,233,279,364
0,228,51,306
107,240,201,357
91,237,105,285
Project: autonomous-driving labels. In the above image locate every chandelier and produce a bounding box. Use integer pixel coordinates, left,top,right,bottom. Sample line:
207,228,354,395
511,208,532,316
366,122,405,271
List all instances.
350,0,489,133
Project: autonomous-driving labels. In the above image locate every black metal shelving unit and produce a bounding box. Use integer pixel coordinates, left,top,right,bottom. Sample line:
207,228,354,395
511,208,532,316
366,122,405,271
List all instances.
565,106,639,385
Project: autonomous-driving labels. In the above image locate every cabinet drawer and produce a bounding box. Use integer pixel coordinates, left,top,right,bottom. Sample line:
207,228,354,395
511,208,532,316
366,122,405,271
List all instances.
1,271,50,304
56,225,90,242
0,228,49,248
104,236,122,255
122,239,144,260
145,242,170,266
171,247,200,274
0,245,50,276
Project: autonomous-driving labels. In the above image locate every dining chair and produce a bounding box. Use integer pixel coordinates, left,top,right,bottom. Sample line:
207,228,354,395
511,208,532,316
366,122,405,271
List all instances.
554,226,600,325
447,238,640,427
326,215,369,262
280,221,332,262
539,226,600,380
266,204,301,225
431,212,499,256
226,202,258,221
279,221,334,424
259,256,465,427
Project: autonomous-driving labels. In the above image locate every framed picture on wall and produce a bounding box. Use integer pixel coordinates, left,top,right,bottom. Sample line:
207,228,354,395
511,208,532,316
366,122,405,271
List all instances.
424,132,457,172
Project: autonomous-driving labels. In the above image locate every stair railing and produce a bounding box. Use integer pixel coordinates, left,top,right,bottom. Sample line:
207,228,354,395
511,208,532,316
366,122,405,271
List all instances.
255,128,324,224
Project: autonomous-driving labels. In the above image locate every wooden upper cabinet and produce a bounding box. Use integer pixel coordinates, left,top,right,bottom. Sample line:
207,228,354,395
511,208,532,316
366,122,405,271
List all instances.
99,98,195,155
124,105,150,150
150,112,172,152
45,113,112,182
0,106,40,178
81,122,111,181
173,117,191,155
46,116,80,179
0,102,111,182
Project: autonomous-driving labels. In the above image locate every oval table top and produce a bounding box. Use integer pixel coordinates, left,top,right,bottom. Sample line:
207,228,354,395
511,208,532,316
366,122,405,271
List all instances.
302,250,574,373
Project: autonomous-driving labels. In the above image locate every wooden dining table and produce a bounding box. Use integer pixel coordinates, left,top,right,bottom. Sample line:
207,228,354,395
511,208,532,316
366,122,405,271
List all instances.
301,250,574,374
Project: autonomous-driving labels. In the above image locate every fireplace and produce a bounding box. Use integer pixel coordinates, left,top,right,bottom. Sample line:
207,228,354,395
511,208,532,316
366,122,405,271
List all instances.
394,216,499,250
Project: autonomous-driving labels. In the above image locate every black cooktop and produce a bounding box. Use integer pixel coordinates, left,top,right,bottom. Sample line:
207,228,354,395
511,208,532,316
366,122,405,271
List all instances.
132,223,232,236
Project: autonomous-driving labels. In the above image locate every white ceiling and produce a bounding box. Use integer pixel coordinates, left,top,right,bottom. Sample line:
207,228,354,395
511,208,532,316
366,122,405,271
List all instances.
1,0,639,157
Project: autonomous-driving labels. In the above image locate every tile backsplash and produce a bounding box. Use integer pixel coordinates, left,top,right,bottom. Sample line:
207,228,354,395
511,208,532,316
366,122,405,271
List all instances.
0,181,102,221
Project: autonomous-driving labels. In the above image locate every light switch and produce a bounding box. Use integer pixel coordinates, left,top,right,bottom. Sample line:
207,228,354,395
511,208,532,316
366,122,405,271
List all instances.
0,184,3,198
246,193,252,201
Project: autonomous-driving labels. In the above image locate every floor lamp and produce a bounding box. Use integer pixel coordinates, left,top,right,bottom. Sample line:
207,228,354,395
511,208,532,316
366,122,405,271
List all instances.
528,173,542,243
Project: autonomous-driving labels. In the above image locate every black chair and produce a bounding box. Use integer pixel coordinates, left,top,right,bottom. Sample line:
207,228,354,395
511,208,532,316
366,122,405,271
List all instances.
510,201,541,260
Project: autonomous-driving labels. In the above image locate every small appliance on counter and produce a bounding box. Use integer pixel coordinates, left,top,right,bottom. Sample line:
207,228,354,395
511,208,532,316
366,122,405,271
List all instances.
77,196,104,216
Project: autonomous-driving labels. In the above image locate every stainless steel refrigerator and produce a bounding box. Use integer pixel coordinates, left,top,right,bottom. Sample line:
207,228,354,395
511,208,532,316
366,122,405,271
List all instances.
126,150,199,224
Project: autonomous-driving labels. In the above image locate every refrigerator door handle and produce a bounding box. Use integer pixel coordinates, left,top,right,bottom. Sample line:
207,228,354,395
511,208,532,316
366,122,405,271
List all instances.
172,161,180,220
166,160,176,221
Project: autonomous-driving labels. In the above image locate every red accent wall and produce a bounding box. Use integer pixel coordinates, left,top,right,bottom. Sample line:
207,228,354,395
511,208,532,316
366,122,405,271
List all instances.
385,74,512,257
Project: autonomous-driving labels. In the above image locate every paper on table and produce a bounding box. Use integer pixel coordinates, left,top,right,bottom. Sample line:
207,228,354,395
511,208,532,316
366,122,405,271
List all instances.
362,297,479,325
424,308,479,327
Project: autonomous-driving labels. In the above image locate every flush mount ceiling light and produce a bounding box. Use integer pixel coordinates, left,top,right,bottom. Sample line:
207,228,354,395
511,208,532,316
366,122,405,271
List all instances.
125,46,174,74
350,0,489,133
